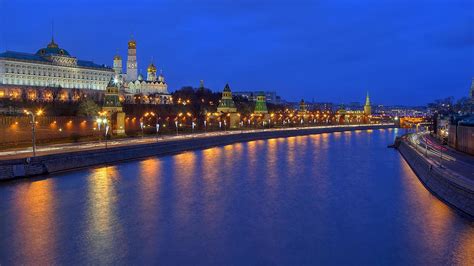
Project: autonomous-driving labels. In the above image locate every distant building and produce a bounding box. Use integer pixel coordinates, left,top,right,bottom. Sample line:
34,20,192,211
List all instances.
0,37,114,99
470,78,474,103
347,102,362,111
312,102,334,112
234,90,282,104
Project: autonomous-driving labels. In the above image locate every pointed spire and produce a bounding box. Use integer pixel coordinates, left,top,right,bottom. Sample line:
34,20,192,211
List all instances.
223,83,231,92
48,20,58,48
51,19,54,43
365,91,370,106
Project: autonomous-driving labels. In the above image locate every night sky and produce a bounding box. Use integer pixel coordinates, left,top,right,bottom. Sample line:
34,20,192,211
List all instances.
1,0,473,105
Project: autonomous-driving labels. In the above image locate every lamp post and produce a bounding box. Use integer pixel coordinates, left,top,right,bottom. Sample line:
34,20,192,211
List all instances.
96,113,108,148
156,123,160,140
104,120,109,149
24,109,43,157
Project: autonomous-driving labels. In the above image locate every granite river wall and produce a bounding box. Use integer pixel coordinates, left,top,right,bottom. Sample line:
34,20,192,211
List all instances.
0,124,393,181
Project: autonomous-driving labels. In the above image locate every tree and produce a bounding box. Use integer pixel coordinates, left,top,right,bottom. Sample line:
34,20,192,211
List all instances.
77,99,100,117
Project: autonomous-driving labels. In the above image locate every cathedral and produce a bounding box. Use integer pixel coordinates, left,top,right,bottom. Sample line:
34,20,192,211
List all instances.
113,38,172,104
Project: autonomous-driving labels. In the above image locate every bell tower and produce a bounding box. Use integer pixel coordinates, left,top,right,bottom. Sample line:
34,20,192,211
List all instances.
126,38,138,81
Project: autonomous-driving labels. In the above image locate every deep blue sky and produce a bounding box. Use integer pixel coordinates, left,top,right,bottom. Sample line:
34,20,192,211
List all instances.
1,0,473,105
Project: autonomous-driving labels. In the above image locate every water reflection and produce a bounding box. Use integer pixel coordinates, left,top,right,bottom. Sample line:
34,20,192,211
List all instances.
398,154,473,264
172,152,197,227
0,129,473,264
11,180,57,264
85,166,122,262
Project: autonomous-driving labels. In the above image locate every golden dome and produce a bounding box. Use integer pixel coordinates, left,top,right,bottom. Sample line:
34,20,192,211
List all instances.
113,54,121,60
147,63,157,73
128,39,136,49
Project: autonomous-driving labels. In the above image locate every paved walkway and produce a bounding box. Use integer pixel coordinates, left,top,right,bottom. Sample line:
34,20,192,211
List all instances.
0,124,390,161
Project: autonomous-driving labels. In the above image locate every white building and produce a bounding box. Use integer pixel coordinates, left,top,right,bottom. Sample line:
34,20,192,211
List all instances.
0,37,114,99
113,38,171,104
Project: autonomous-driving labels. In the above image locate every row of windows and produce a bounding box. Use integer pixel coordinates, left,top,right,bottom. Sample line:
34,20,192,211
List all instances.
0,78,106,90
3,70,110,81
3,64,110,80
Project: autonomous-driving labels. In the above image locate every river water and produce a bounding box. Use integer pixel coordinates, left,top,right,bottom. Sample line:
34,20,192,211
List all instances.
0,129,473,265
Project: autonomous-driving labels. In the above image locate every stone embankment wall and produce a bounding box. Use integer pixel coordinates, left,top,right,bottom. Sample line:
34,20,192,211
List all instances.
448,125,474,155
0,124,391,180
397,140,474,218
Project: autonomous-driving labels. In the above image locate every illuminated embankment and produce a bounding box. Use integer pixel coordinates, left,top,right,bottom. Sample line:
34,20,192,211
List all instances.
396,134,474,219
0,124,394,180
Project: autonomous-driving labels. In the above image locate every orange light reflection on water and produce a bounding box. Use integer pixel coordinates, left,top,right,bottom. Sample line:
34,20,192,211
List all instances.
12,180,57,264
399,159,474,263
85,166,122,258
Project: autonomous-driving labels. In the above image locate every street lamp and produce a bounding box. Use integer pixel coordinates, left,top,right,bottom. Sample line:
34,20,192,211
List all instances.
96,114,108,148
24,109,43,157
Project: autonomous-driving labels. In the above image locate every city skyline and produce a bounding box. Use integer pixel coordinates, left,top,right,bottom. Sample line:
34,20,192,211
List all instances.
0,0,473,105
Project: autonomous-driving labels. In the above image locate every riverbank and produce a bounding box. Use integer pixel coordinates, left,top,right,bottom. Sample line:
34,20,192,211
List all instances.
396,134,474,219
0,124,393,180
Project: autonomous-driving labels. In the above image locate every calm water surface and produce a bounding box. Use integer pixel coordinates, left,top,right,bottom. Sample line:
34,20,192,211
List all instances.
1,129,473,265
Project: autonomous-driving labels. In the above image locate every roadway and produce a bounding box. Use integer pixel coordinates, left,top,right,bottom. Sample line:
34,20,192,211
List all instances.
408,132,474,182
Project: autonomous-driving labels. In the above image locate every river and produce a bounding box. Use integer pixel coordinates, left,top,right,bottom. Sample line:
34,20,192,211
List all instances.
0,128,473,265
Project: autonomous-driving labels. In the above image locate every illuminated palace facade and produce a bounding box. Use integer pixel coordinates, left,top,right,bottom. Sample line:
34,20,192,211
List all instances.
0,38,114,100
113,39,172,104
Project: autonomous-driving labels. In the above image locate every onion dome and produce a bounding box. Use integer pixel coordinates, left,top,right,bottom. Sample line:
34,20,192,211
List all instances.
36,38,70,56
113,54,121,60
128,39,136,49
147,63,157,73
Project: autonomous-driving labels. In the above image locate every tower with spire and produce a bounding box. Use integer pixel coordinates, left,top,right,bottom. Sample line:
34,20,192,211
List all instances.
254,92,268,114
126,38,138,81
217,83,237,113
364,92,372,116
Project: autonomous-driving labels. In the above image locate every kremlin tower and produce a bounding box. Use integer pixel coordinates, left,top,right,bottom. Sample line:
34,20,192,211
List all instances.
364,92,372,116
